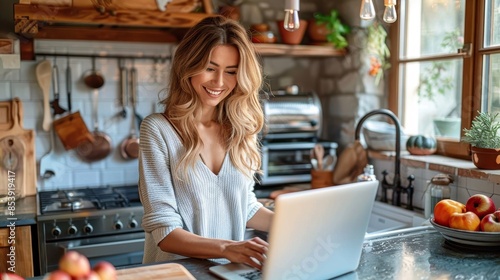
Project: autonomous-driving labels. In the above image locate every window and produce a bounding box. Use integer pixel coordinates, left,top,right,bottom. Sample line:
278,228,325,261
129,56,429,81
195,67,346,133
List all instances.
389,0,495,159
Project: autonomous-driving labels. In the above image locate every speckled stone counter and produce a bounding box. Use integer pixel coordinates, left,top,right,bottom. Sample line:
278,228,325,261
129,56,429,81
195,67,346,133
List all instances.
28,226,500,280
0,195,37,227
349,226,500,280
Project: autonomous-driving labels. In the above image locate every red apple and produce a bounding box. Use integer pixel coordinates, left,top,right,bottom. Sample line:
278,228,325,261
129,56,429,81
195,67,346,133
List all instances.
465,194,496,219
449,211,481,231
58,251,91,278
92,261,117,280
480,210,500,232
73,271,100,280
45,270,72,280
0,273,25,280
433,199,466,227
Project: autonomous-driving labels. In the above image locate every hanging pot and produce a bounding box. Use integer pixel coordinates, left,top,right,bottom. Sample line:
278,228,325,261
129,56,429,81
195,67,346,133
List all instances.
120,64,140,160
76,58,111,162
76,89,112,162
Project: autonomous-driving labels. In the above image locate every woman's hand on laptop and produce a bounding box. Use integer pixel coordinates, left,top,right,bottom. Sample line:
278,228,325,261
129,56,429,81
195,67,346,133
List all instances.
222,237,268,270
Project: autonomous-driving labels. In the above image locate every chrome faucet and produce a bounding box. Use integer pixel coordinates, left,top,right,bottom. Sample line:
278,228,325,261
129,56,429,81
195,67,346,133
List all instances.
355,109,415,210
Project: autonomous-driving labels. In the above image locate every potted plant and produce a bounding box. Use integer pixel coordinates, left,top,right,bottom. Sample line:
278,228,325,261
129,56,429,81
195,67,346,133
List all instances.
462,111,500,169
307,10,350,49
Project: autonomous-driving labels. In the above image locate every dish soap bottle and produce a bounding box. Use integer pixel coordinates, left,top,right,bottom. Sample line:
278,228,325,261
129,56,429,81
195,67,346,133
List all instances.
424,174,453,218
357,164,377,182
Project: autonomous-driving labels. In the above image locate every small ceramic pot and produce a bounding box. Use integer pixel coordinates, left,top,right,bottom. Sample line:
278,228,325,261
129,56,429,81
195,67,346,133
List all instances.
277,19,308,45
307,19,329,43
471,146,500,169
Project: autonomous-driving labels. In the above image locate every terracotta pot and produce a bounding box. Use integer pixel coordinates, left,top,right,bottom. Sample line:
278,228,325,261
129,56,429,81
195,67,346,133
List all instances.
471,146,500,169
307,19,329,42
277,19,308,45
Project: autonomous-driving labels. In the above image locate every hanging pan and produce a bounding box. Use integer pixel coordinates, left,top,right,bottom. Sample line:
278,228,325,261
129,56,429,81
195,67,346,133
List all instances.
120,63,140,160
76,58,112,162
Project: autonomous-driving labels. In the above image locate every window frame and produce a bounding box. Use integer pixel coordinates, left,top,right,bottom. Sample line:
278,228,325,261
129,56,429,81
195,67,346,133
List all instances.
388,0,482,160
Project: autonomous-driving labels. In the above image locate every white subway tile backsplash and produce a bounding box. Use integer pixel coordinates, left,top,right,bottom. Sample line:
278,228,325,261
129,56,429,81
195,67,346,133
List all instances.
0,81,10,98
464,177,494,194
0,40,173,190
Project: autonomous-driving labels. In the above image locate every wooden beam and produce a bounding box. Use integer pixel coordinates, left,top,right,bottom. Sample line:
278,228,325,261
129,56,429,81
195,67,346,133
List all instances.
30,25,179,42
14,4,211,29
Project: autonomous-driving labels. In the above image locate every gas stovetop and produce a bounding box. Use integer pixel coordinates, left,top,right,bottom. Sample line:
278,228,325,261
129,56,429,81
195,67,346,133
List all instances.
38,185,141,215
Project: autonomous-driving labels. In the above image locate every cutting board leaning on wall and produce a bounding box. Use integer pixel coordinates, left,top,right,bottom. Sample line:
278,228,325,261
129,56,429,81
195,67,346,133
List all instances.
0,98,36,197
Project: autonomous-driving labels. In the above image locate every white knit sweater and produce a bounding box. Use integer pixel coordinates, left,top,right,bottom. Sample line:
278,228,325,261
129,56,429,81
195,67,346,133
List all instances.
138,113,262,264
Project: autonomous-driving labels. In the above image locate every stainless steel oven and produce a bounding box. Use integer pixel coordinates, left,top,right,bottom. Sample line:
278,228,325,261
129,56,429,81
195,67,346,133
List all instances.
36,186,145,275
257,141,337,186
257,90,338,186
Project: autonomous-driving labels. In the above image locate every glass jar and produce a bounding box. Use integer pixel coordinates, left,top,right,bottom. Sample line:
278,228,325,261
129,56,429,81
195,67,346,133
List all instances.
357,164,377,182
424,174,453,218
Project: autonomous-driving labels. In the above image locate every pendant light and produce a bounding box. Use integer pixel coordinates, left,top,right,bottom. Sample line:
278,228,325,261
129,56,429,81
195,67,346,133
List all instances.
284,0,300,31
359,0,397,23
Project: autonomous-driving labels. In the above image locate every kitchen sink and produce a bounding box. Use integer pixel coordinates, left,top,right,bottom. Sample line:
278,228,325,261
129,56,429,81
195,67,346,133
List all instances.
367,201,426,234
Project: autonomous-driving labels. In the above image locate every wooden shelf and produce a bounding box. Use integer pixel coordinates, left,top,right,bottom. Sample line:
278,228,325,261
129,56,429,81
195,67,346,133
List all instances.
254,43,346,57
13,1,214,41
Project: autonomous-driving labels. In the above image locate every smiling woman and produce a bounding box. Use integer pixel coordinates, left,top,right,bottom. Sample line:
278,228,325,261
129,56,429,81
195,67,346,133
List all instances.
138,15,274,269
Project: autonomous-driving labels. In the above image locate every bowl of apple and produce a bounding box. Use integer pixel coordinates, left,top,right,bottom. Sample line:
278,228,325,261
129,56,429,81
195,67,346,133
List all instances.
430,194,500,247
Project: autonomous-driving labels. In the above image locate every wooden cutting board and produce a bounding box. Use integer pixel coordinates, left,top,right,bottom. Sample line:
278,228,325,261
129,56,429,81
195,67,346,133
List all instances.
116,263,196,280
0,98,36,196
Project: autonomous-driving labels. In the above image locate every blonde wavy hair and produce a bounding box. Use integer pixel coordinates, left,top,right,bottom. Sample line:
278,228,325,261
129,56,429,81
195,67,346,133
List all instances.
160,15,264,182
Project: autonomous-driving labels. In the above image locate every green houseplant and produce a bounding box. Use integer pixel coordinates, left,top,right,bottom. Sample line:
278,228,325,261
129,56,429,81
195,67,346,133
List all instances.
462,111,500,169
307,10,350,49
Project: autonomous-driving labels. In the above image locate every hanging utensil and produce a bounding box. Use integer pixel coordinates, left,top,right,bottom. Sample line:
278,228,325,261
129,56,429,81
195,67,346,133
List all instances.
119,58,128,119
66,57,72,112
35,60,52,132
83,56,105,89
52,58,94,150
76,58,112,162
50,60,67,116
120,63,140,160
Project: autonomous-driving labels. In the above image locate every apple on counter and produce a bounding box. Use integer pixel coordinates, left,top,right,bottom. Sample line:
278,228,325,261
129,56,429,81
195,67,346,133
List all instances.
45,251,116,280
433,199,466,227
465,194,497,219
480,209,500,232
449,211,481,231
0,273,25,280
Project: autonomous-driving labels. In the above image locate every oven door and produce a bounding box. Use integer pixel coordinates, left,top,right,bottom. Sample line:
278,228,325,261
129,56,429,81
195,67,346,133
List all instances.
43,232,145,273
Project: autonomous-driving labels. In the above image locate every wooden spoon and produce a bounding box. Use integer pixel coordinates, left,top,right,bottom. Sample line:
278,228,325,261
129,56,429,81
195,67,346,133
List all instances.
314,144,324,170
36,60,53,132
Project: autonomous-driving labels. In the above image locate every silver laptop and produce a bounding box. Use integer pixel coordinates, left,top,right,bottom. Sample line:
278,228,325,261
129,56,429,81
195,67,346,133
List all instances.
209,180,379,280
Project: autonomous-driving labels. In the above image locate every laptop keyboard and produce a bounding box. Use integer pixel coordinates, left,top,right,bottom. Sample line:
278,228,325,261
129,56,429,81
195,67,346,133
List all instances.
239,270,262,280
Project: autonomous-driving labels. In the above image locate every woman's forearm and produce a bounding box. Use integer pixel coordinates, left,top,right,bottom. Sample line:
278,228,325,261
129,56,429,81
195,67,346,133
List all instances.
158,228,234,259
246,206,274,232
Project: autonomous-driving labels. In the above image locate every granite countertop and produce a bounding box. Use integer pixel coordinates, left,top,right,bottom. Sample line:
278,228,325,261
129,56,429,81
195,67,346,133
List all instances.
0,195,37,227
352,227,500,279
28,226,500,280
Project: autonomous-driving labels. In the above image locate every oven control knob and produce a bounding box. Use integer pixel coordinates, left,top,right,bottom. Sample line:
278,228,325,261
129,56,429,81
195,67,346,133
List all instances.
51,226,62,237
68,225,78,235
83,224,93,234
114,220,123,230
129,219,138,228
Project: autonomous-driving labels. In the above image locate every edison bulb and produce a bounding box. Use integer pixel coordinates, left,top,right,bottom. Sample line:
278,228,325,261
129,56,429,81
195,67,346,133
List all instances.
284,9,300,31
360,0,376,20
383,4,397,23
383,0,397,23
